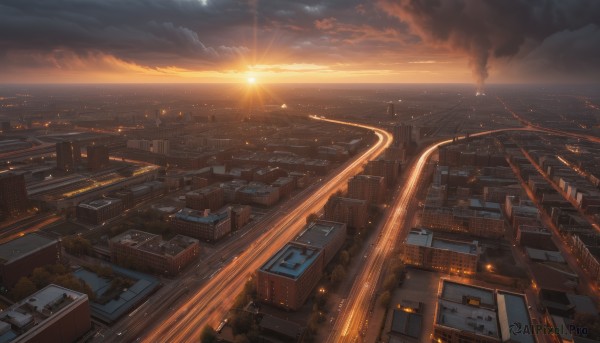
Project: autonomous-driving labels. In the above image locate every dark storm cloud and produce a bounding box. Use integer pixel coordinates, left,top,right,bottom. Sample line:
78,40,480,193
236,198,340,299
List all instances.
0,0,406,70
0,0,255,68
378,0,600,87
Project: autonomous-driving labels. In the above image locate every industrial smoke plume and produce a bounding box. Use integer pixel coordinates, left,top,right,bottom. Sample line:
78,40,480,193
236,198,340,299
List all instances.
379,0,600,93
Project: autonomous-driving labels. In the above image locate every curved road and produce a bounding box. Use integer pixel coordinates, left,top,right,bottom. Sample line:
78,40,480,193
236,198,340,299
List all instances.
329,122,600,342
141,116,393,342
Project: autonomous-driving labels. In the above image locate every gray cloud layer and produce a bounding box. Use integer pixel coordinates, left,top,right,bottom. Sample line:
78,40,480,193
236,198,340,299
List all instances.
0,0,599,83
378,0,600,87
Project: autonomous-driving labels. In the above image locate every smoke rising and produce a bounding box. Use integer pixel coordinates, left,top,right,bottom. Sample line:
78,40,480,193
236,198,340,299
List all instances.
378,0,600,90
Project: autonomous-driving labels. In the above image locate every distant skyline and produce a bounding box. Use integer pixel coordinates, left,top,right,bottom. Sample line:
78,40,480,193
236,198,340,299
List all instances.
1,0,599,85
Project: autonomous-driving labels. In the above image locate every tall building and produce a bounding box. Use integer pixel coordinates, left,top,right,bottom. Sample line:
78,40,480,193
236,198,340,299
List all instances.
347,175,386,205
86,145,109,171
387,102,395,116
0,233,62,288
0,172,28,220
323,196,368,230
393,123,413,148
402,229,479,275
152,139,170,155
257,243,323,310
172,208,232,241
56,141,81,172
109,230,199,276
364,159,401,187
0,284,91,343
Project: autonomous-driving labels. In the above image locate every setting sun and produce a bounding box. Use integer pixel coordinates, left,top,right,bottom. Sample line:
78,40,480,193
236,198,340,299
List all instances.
247,77,256,84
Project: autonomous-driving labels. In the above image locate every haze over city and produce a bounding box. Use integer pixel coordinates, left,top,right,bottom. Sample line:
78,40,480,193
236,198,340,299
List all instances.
1,1,600,343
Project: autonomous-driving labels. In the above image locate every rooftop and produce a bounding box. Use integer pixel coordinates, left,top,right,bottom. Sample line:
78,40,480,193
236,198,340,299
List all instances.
260,243,321,280
174,208,229,224
186,185,222,197
138,234,198,257
294,220,346,249
0,284,87,341
111,230,156,247
498,292,535,343
78,198,121,210
405,229,477,255
0,234,57,264
437,281,498,339
391,309,423,339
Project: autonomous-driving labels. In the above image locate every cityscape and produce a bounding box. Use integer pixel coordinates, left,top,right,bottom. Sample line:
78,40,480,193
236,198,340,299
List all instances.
1,1,600,343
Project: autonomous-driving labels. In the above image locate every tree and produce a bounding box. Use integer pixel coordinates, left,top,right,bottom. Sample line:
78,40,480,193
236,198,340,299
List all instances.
330,265,346,284
30,267,52,288
63,236,93,256
383,274,399,291
379,290,391,308
200,325,217,343
306,212,319,224
11,277,36,300
339,250,350,267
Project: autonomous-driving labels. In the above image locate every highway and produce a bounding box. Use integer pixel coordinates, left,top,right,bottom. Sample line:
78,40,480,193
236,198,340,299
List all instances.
327,135,452,342
138,116,393,343
328,118,600,342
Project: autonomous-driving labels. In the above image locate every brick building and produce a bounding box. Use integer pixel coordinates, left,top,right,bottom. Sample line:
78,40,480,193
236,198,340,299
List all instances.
0,284,91,343
323,196,368,230
294,220,346,266
76,198,123,225
402,229,479,275
364,159,400,188
172,208,231,241
347,175,385,205
109,230,199,275
185,185,224,211
0,171,28,220
0,233,62,288
86,145,109,171
257,243,323,310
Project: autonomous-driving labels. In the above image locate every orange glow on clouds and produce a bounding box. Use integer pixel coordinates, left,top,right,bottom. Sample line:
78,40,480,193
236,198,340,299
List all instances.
0,49,471,84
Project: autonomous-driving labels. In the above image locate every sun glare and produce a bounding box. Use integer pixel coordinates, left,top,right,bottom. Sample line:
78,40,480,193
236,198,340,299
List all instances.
247,77,256,84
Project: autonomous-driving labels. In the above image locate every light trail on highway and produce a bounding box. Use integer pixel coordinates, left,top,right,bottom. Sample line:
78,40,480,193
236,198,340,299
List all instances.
328,135,451,342
140,116,393,343
329,122,600,342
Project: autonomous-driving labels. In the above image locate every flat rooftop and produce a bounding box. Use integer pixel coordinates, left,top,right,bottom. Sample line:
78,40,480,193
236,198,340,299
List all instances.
405,229,434,247
174,208,229,224
78,198,121,210
432,238,478,255
111,230,156,247
406,229,477,255
498,292,535,343
139,235,198,257
437,281,498,339
294,220,346,248
260,243,321,280
186,185,222,196
0,233,57,264
0,284,86,341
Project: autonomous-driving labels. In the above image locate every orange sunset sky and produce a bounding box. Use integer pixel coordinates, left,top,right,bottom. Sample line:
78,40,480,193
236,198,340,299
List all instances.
1,0,599,84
